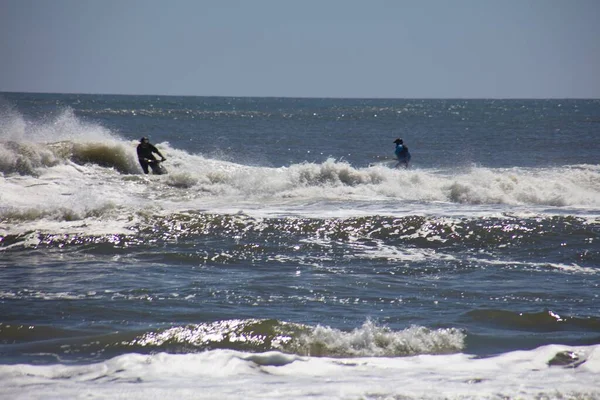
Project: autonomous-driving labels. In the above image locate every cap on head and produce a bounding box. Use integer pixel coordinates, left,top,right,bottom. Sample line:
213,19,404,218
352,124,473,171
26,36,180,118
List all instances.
393,138,403,144
140,137,149,143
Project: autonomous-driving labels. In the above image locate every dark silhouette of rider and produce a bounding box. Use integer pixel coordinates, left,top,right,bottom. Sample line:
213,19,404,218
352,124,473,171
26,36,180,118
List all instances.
393,138,411,168
137,137,166,174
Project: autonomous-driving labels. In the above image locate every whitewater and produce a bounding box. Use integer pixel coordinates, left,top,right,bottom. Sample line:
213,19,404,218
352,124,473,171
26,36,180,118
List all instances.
1,111,598,234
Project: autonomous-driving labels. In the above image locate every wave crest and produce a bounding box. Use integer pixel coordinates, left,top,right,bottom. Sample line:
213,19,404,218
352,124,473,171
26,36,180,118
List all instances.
288,320,465,357
0,141,62,175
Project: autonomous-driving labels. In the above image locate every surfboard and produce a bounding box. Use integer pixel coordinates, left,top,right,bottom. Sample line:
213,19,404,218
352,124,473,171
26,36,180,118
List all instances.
368,160,398,168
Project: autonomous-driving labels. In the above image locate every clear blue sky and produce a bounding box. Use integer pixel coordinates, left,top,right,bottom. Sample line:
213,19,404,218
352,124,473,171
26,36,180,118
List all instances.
1,0,599,98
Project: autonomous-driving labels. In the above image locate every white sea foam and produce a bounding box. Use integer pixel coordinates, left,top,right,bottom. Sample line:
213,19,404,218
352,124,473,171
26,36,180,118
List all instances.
2,147,599,237
473,257,599,275
0,344,598,400
1,109,599,237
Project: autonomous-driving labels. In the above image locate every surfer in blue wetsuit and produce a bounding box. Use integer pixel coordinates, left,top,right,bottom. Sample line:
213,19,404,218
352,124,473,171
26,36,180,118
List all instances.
393,138,411,168
137,137,166,174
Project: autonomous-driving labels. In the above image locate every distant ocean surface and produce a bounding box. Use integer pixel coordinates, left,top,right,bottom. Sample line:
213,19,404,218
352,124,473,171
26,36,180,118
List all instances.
1,93,599,399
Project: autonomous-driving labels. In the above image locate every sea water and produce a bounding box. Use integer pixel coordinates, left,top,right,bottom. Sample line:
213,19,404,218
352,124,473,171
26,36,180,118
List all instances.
0,93,599,399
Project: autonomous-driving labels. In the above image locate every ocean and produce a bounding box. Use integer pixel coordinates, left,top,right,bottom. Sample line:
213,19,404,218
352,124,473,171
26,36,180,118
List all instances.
0,93,599,399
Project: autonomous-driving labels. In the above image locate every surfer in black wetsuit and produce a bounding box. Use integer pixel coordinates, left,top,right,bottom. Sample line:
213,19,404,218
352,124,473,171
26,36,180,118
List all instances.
137,137,166,174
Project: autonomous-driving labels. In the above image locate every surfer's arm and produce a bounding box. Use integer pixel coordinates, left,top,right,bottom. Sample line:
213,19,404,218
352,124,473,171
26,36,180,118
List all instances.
149,145,166,160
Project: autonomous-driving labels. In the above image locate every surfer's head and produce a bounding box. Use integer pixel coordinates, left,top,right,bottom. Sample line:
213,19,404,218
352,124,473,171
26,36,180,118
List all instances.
393,138,403,144
140,137,149,144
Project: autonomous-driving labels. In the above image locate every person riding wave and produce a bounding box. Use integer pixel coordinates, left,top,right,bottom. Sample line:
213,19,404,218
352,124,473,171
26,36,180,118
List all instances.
393,138,411,168
137,137,166,174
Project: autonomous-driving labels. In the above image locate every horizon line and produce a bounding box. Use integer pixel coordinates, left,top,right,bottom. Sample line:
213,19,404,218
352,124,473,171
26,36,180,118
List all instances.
1,90,598,101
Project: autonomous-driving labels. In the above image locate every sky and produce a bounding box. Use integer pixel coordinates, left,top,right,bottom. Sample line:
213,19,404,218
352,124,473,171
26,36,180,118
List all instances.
1,0,599,98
